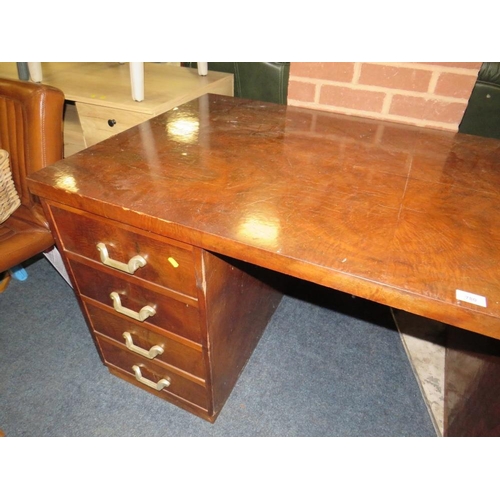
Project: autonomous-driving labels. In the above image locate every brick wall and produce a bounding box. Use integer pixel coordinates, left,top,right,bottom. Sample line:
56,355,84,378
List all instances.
288,62,482,131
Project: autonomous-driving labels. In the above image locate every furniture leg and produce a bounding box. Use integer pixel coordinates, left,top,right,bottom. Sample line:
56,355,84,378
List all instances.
129,62,144,102
197,63,208,76
28,62,43,82
444,326,500,436
17,63,30,80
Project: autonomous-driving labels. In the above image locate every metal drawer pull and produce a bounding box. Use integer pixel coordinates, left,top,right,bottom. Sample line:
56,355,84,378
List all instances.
123,332,164,359
132,365,170,391
110,292,156,321
97,243,146,274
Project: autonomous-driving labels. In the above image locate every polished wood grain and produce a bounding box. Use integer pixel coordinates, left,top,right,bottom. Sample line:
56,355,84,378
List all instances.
86,302,206,381
29,94,500,340
49,203,199,298
98,335,210,410
69,259,202,343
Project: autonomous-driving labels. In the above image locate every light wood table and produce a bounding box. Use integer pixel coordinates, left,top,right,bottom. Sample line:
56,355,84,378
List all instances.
0,62,233,148
26,62,209,101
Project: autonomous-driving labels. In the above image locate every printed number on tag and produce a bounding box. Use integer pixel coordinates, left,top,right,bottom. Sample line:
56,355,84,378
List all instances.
456,290,487,307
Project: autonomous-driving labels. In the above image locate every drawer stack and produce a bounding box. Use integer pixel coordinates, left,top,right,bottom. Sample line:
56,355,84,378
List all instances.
48,204,212,418
43,202,282,422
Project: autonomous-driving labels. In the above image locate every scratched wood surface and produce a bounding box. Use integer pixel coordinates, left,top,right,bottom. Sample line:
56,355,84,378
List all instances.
28,94,500,339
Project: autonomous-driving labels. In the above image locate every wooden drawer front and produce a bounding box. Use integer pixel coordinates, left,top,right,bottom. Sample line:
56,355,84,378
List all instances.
50,205,198,297
86,303,206,379
70,260,202,343
98,335,209,410
76,103,148,146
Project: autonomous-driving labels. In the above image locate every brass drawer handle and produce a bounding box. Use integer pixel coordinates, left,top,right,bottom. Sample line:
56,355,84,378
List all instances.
123,332,164,359
132,365,170,391
110,292,156,321
97,243,146,274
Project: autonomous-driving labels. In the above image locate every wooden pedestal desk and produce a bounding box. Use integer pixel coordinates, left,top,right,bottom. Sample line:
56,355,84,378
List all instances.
0,62,233,148
28,95,500,433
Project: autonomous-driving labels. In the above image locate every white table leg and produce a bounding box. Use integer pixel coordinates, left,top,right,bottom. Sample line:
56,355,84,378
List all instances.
197,62,208,76
28,62,43,82
129,62,144,101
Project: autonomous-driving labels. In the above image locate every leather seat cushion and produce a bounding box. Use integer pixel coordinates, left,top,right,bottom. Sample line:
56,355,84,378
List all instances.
0,206,53,273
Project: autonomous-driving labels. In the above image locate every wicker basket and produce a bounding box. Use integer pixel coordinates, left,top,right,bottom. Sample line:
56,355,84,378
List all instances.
0,149,21,224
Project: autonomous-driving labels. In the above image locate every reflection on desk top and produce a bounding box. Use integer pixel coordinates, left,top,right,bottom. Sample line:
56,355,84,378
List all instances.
28,94,500,338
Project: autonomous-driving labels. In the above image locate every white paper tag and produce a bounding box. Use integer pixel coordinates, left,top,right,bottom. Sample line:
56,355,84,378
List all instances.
456,289,487,308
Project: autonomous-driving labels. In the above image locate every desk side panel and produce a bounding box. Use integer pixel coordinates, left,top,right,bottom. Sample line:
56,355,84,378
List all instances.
444,326,500,436
198,249,283,417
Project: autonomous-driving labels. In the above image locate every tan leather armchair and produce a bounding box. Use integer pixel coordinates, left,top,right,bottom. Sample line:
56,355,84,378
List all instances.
0,77,64,276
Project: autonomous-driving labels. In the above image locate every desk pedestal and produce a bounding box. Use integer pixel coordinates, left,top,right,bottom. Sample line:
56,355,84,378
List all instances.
444,328,500,436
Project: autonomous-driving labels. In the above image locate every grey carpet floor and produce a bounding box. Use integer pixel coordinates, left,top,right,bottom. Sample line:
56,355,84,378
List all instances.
0,256,436,436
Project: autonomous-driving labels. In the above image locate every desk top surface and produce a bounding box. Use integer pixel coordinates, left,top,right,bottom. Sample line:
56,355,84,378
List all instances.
28,94,500,338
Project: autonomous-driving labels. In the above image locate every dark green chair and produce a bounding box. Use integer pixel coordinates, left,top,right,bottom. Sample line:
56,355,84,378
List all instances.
459,62,500,139
183,62,290,105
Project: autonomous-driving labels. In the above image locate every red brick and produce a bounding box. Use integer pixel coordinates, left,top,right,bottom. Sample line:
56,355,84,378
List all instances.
320,85,385,112
288,80,316,102
434,73,478,99
359,64,432,92
389,95,467,123
291,62,355,82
